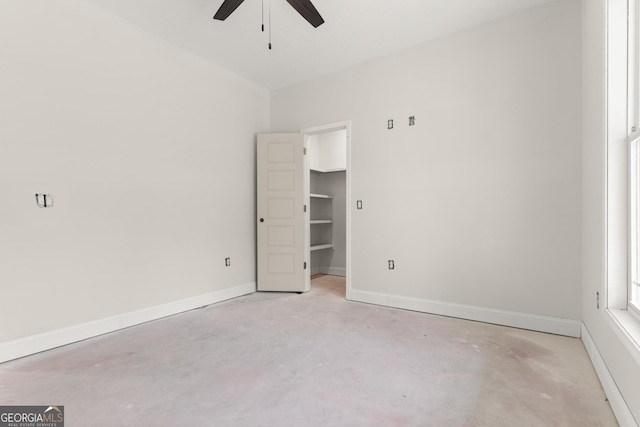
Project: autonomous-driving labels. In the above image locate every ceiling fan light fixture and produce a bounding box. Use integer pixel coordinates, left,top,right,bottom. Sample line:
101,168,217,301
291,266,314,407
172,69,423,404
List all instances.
213,0,324,28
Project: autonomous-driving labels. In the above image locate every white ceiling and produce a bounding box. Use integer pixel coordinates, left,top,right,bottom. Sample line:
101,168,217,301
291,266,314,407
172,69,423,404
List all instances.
82,0,557,89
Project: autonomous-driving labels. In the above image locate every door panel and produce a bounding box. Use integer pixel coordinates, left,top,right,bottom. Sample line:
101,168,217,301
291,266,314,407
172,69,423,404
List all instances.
268,198,295,218
257,133,308,292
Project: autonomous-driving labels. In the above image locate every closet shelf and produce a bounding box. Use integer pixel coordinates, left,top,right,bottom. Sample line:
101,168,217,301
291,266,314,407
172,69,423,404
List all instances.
310,193,332,199
310,220,332,224
311,243,334,251
311,168,347,174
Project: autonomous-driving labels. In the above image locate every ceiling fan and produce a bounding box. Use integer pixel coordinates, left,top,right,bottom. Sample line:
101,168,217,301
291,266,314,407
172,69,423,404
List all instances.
213,0,325,28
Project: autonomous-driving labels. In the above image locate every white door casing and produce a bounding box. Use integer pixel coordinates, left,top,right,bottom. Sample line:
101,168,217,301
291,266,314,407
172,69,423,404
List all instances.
257,133,309,292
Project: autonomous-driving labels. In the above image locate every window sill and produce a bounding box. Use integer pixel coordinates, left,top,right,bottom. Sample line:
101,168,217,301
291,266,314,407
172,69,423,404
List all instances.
605,308,640,366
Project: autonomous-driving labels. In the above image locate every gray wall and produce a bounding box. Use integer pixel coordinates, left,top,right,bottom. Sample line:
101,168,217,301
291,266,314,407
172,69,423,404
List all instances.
311,171,347,276
0,0,269,343
272,0,582,319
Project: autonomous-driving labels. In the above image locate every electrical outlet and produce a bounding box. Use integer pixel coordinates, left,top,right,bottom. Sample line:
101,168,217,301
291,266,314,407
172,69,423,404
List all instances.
388,260,395,270
387,119,394,129
596,291,600,309
225,257,231,267
409,116,415,126
357,200,363,210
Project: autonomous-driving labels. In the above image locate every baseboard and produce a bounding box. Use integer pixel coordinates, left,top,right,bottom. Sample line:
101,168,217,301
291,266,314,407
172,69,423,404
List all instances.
349,290,582,337
0,282,256,364
581,324,639,427
311,266,346,277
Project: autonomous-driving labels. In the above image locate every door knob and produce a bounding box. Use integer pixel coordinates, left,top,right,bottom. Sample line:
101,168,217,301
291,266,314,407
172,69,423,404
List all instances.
260,218,264,222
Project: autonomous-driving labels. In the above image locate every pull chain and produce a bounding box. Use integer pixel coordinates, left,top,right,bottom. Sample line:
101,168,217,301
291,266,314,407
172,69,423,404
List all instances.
268,0,272,49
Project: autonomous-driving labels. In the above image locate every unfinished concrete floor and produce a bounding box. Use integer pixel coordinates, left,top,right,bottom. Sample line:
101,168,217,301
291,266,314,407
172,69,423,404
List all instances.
0,275,617,426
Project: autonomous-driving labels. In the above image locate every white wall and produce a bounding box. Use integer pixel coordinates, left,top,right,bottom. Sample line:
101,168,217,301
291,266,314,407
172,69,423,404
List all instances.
0,1,269,344
272,0,582,323
308,130,347,172
582,0,640,422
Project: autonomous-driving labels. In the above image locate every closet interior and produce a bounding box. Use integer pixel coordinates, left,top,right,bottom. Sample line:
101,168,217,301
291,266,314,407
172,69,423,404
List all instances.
308,129,347,278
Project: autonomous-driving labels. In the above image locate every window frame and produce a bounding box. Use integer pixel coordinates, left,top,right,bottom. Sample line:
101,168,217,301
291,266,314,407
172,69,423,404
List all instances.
629,135,640,320
605,0,640,357
630,0,640,320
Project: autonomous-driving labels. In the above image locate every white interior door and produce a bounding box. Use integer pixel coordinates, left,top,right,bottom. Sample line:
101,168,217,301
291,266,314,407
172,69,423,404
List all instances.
257,133,309,292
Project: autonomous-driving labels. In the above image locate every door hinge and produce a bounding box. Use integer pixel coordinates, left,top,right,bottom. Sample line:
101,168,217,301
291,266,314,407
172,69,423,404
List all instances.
304,204,307,213
304,147,307,155
304,262,307,270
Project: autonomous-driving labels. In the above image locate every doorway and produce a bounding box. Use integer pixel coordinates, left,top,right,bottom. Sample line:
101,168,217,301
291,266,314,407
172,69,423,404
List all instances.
302,121,352,300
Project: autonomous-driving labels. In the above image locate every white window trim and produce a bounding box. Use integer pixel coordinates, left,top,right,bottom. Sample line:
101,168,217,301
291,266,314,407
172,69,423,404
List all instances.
630,0,640,323
605,309,640,365
606,0,640,362
629,133,640,320
607,0,630,310
630,300,640,319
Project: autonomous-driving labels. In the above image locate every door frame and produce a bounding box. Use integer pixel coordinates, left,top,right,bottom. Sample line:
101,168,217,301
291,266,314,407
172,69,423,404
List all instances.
301,120,352,300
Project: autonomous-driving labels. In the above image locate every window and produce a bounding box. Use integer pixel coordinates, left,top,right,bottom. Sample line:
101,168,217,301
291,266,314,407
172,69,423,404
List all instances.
606,0,640,347
631,0,640,319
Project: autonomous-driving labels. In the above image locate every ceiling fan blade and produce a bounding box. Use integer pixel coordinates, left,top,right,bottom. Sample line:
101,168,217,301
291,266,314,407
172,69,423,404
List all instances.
213,0,246,21
285,0,325,28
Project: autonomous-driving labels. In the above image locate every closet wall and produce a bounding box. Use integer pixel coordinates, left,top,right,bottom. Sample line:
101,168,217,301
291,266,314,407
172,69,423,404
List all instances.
310,171,346,276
